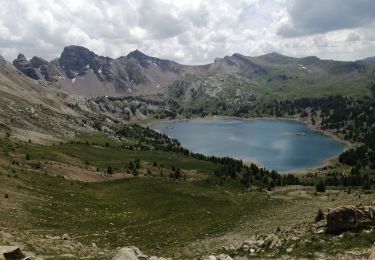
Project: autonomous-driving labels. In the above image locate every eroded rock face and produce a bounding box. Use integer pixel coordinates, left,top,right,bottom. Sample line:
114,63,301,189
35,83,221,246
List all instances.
327,205,375,234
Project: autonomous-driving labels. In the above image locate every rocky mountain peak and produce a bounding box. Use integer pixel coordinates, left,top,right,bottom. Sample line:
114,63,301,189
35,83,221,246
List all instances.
30,56,48,67
60,46,97,68
126,49,176,72
127,49,157,69
60,45,104,79
127,49,148,60
16,53,28,61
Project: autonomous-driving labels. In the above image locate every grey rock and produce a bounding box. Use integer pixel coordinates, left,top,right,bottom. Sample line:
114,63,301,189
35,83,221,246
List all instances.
61,233,70,240
327,205,375,234
217,254,233,260
46,235,61,240
369,242,375,260
256,239,265,247
112,246,147,260
0,246,25,260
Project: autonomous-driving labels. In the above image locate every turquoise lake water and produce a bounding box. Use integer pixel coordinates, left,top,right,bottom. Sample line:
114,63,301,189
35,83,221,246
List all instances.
152,118,346,172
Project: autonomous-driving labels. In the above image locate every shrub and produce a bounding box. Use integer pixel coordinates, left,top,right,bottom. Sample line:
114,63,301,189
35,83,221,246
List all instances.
315,179,326,193
315,208,324,222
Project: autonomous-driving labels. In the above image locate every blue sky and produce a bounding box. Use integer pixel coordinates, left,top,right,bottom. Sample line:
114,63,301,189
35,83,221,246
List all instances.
0,0,374,64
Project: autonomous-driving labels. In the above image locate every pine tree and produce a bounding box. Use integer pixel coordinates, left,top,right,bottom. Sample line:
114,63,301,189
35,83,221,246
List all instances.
315,179,326,193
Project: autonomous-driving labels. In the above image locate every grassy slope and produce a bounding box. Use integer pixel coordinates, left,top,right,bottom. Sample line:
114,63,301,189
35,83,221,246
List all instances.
1,135,375,259
2,160,375,259
24,142,217,171
0,161,275,258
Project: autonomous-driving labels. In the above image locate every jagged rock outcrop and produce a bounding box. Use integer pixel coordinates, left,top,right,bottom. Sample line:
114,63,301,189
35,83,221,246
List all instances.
12,54,60,82
327,205,375,234
13,54,40,80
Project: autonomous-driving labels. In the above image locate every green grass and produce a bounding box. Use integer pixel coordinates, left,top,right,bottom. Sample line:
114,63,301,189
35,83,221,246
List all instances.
0,167,276,258
24,142,217,171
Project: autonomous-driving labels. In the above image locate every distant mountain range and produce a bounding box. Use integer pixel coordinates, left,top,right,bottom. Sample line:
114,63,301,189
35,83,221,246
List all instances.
356,56,375,65
10,46,375,100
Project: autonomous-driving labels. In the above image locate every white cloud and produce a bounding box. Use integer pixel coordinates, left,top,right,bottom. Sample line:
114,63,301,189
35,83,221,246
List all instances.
0,0,374,64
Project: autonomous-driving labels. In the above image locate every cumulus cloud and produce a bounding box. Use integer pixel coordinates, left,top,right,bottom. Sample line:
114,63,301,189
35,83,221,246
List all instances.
0,0,374,64
278,0,375,37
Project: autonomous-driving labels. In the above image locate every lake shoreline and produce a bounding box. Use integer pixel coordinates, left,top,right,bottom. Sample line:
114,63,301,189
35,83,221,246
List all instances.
148,115,352,174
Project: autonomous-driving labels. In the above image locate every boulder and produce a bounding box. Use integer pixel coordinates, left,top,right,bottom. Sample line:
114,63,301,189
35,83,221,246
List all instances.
369,242,375,260
327,205,375,234
62,233,70,240
0,246,25,260
46,235,61,240
112,246,147,260
256,239,265,247
269,235,282,249
217,254,233,260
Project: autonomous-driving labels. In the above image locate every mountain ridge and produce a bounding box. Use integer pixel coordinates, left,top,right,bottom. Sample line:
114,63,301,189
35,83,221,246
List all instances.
10,45,375,99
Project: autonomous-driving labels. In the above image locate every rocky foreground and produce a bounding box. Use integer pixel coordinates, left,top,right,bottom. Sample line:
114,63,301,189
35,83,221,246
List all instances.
2,205,375,260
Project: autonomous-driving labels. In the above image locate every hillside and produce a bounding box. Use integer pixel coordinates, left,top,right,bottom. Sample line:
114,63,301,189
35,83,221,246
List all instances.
0,55,82,142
